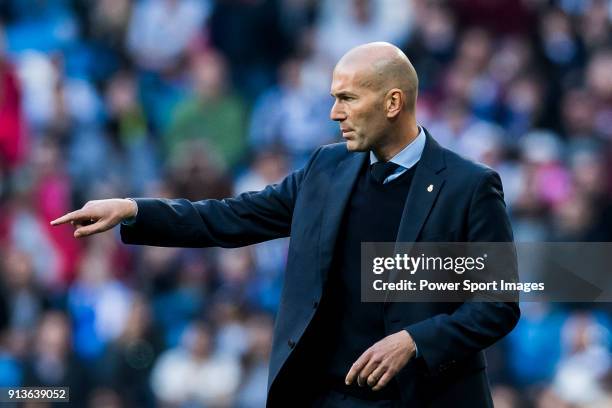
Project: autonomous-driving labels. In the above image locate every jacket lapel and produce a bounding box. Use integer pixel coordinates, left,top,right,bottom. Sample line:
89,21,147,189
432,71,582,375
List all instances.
395,129,446,244
315,131,446,296
386,131,447,303
318,151,367,284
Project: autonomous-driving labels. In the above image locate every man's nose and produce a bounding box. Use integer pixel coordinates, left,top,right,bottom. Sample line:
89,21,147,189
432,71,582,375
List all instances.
330,102,346,121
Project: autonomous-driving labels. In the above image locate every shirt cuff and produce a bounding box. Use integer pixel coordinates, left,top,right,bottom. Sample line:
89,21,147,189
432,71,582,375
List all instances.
405,329,419,358
121,198,138,226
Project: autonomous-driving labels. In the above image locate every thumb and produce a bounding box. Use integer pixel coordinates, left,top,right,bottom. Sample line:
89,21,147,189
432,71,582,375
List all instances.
74,218,114,238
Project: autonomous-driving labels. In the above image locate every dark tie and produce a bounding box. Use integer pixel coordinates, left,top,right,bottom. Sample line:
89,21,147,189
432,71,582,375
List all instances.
370,161,400,184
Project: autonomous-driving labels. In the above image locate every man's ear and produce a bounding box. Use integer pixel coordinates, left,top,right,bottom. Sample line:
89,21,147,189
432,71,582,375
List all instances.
385,89,403,118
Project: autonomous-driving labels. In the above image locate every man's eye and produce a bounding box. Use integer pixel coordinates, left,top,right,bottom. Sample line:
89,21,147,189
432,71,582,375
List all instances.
331,95,356,102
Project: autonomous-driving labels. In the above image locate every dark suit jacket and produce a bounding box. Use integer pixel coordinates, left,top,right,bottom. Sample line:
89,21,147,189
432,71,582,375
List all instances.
121,130,520,407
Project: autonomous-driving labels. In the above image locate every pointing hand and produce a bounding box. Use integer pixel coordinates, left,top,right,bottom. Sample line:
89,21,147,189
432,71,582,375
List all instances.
50,199,137,238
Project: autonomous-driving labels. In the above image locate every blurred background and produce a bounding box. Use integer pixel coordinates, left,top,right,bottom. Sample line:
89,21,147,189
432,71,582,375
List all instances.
0,0,611,407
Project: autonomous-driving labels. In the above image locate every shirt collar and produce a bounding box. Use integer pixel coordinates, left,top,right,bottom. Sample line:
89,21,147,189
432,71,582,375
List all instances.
369,125,426,169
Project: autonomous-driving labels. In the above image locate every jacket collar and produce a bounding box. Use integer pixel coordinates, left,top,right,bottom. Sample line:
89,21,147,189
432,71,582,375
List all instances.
317,127,447,284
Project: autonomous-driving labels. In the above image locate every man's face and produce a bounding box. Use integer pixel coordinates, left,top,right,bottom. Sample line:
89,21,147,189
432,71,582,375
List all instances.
330,65,388,152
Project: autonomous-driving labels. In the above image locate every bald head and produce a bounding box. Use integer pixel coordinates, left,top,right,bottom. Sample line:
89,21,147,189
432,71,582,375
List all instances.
335,42,418,111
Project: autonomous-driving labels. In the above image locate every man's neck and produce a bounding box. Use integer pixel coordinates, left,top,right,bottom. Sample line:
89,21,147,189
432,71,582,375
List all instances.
373,123,420,162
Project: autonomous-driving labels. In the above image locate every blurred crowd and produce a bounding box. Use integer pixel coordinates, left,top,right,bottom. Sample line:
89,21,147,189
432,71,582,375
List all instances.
0,0,611,407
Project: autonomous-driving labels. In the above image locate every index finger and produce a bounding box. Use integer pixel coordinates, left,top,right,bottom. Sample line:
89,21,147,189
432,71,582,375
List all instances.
50,209,88,226
345,350,371,385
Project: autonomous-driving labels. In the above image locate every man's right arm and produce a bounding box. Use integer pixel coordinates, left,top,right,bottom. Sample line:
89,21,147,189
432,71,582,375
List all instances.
51,147,323,247
120,167,304,248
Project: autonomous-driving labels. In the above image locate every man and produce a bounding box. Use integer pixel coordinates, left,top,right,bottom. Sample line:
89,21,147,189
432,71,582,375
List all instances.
52,42,519,407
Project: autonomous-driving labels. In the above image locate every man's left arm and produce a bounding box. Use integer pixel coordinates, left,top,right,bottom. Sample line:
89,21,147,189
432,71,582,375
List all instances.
403,170,520,375
346,170,520,389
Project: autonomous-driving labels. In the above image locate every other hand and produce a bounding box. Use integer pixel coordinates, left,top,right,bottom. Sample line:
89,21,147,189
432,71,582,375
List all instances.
50,199,137,238
345,330,416,392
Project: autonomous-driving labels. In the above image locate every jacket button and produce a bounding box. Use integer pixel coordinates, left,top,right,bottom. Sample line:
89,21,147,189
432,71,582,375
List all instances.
287,339,296,349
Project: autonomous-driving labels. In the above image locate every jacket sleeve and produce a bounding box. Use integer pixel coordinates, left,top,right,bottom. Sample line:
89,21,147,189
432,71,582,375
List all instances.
120,148,322,248
404,170,520,375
